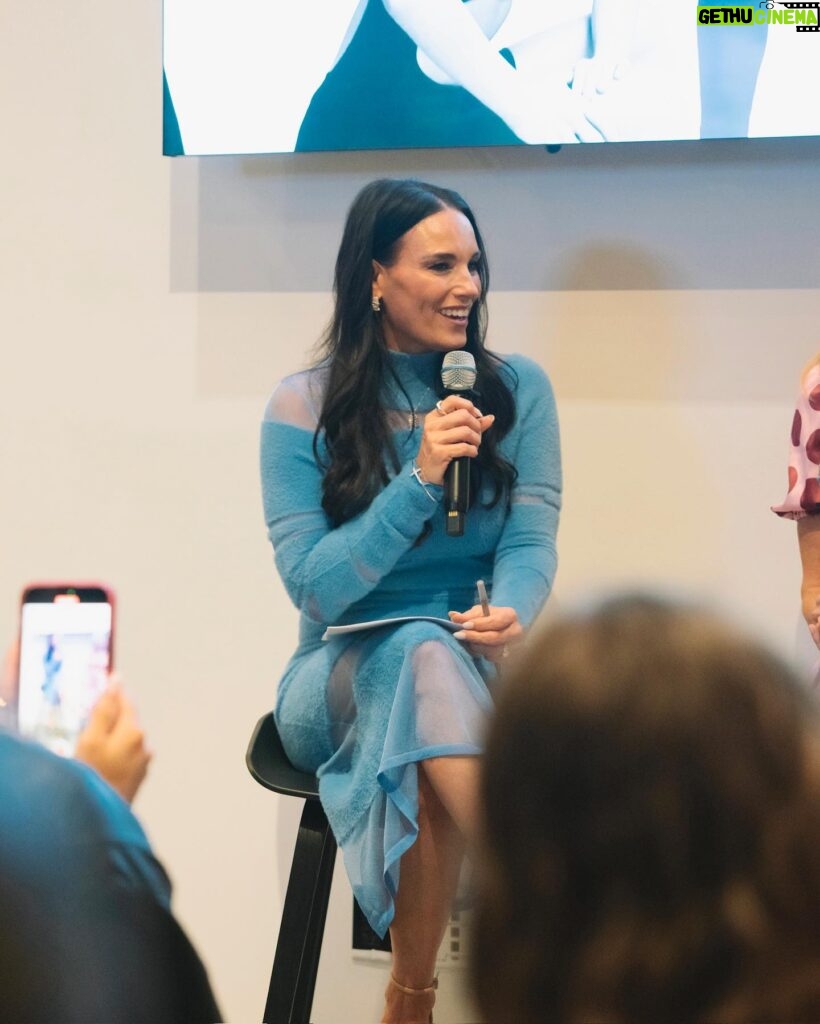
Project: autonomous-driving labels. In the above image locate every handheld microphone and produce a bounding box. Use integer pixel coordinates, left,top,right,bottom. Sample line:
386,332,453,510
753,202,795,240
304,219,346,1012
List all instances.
441,351,477,537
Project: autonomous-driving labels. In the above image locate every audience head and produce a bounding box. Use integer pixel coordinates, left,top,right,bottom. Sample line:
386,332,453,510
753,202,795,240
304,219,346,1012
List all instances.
0,864,216,1023
473,594,820,1024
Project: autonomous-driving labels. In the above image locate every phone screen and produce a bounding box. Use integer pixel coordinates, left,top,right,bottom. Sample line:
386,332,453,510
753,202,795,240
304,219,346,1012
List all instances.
17,587,113,757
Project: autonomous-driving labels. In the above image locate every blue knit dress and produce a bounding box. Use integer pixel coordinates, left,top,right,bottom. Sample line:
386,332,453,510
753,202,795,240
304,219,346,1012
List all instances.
260,350,561,936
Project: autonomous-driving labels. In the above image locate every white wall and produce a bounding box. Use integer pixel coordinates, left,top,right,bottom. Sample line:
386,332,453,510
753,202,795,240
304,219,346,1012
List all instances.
1,3,818,1022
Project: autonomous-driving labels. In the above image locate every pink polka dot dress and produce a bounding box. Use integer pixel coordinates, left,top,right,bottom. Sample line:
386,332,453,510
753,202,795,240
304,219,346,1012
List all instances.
772,361,820,520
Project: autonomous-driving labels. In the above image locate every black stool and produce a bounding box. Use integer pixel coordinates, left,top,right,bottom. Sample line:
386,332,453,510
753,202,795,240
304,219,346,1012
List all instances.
246,713,337,1024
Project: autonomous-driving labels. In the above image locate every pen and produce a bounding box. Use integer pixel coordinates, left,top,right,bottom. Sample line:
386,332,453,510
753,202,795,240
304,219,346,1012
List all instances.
476,579,490,617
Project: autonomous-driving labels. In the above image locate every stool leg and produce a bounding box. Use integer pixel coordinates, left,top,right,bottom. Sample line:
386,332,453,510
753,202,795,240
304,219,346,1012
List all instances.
264,799,337,1024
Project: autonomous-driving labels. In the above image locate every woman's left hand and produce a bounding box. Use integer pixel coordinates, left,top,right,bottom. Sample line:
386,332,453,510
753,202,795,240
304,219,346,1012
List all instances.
448,604,523,663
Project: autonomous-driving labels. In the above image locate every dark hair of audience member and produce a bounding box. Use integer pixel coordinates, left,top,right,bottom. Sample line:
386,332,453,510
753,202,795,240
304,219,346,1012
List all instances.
0,875,219,1023
472,595,820,1024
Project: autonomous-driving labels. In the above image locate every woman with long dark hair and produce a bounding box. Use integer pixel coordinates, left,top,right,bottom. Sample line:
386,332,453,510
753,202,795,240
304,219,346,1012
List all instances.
260,178,561,1023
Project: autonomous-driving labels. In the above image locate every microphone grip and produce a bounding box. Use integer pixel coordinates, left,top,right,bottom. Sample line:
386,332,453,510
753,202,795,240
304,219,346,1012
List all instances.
445,456,470,537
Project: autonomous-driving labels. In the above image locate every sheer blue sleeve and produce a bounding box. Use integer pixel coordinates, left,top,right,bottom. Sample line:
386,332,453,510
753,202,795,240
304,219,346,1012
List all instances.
260,372,443,624
490,357,561,628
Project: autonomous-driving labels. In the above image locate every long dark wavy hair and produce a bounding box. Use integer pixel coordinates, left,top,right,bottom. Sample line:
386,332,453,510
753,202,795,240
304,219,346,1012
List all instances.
313,178,517,527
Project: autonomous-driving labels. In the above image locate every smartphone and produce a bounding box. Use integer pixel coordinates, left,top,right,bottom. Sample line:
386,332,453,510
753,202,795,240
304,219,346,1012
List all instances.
17,584,115,757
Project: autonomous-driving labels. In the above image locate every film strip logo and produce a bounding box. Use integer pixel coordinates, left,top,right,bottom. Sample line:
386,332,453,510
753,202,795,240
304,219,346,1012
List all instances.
777,1,820,30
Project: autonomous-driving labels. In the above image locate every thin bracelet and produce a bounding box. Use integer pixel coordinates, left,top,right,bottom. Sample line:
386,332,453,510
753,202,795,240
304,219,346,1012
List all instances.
411,462,437,502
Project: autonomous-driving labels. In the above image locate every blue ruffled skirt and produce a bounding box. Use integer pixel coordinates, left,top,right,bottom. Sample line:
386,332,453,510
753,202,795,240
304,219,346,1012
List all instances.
274,621,493,936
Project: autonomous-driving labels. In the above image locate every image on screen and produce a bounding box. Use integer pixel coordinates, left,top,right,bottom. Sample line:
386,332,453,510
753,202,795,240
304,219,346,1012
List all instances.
18,601,112,757
163,1,820,156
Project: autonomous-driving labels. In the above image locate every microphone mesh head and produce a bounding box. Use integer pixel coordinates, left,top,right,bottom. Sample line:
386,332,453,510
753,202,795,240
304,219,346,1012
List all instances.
441,351,477,392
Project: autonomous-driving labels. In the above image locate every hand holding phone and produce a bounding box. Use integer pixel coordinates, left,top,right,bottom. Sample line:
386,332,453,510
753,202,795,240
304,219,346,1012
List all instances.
74,678,150,803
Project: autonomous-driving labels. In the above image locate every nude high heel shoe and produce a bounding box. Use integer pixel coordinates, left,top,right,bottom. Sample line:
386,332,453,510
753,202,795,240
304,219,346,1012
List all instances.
381,974,438,1024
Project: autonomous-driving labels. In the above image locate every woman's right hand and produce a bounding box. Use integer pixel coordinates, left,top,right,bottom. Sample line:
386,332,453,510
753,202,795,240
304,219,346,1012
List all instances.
415,395,495,486
75,678,152,804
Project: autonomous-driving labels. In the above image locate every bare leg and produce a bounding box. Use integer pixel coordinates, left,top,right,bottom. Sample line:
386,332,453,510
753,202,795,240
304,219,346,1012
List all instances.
423,755,480,845
382,757,479,1023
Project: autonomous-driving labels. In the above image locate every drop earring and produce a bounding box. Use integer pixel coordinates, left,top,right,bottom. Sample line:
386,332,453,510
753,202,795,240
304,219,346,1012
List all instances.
371,296,381,313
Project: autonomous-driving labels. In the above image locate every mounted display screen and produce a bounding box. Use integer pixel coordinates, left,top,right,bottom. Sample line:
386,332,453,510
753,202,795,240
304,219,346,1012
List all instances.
163,1,820,156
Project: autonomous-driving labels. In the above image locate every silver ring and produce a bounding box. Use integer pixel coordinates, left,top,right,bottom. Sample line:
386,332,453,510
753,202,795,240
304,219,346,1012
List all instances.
435,400,446,416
